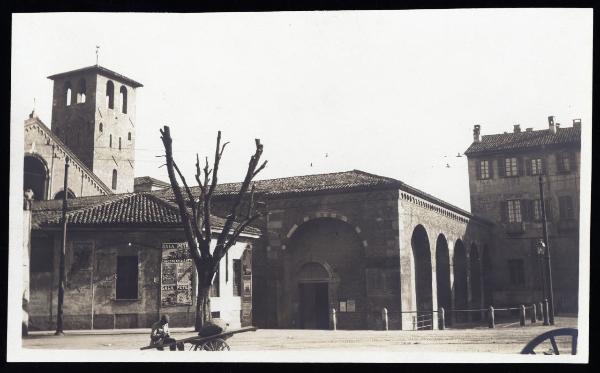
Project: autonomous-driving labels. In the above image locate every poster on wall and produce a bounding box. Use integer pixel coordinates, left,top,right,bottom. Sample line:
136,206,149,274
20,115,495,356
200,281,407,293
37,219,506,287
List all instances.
161,243,194,307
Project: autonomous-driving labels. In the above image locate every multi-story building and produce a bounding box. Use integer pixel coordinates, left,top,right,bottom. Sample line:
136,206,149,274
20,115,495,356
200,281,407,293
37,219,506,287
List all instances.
464,117,581,313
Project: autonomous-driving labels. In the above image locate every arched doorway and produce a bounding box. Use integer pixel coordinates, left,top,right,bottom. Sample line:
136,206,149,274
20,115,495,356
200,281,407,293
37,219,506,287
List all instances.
453,239,468,322
24,155,48,200
436,234,451,315
470,243,482,321
411,225,433,329
297,262,330,329
286,217,365,330
54,189,76,200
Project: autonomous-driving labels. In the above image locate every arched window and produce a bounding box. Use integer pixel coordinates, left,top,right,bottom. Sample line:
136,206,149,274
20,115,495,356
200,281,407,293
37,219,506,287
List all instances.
112,169,118,190
127,132,131,141
24,155,48,200
99,123,103,132
77,79,86,104
109,134,112,148
120,86,128,114
54,189,76,200
106,80,115,109
64,81,72,106
119,137,122,150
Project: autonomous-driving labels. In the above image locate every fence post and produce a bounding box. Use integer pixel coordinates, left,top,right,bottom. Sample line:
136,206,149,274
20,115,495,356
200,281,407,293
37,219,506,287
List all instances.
488,306,495,328
519,305,526,327
537,302,544,321
543,299,550,326
381,308,388,331
531,304,537,324
412,315,417,330
331,308,337,331
439,308,445,330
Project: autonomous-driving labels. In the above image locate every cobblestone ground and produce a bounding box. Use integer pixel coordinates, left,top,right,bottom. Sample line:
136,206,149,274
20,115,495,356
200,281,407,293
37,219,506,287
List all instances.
22,317,577,354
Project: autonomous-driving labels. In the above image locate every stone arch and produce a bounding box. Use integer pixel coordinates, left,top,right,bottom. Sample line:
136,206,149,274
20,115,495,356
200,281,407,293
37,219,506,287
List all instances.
283,212,368,251
470,242,483,320
435,233,451,313
410,224,433,329
453,239,468,322
24,154,49,200
54,188,76,200
77,78,86,104
284,217,366,330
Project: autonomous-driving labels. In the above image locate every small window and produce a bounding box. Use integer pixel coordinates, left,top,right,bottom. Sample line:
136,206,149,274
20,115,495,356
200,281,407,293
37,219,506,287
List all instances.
116,255,138,299
128,132,131,141
119,137,122,150
99,123,103,132
120,86,128,114
64,81,72,106
210,269,220,297
76,79,86,104
559,196,574,219
507,199,522,223
233,259,242,296
112,169,117,190
531,158,543,175
508,259,525,285
479,160,490,179
558,153,572,173
109,134,112,148
505,157,518,177
106,80,115,109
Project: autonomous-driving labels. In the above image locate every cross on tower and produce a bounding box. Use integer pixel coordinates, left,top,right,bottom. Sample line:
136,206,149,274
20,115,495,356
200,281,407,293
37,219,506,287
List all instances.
96,45,100,66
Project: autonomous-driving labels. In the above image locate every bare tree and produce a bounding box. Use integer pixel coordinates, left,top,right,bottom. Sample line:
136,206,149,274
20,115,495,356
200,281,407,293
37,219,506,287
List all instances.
160,126,267,331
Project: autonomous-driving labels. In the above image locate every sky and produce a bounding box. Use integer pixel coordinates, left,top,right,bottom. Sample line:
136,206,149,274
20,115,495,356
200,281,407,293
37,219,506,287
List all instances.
11,10,593,210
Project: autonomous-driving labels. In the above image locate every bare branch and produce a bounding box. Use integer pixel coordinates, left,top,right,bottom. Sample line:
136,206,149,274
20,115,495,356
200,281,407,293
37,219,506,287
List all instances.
252,160,268,178
159,126,203,265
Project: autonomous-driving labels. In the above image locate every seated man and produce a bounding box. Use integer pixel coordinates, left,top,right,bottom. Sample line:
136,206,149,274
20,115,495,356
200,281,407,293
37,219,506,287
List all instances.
150,315,182,351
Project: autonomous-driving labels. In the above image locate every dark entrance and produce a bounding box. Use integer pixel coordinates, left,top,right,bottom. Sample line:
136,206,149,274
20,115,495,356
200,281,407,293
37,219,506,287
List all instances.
299,282,329,329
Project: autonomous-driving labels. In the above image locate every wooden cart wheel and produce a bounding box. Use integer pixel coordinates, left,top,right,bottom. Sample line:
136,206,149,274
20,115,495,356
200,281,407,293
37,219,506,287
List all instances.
521,328,578,355
200,338,231,351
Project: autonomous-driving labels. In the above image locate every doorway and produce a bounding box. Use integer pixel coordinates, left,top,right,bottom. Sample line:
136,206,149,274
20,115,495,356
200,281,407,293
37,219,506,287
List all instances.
299,282,329,329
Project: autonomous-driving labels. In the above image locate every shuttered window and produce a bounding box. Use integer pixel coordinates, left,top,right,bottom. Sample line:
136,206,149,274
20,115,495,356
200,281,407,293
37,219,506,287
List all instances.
507,200,522,223
504,158,519,177
478,160,490,179
531,158,544,175
559,196,574,219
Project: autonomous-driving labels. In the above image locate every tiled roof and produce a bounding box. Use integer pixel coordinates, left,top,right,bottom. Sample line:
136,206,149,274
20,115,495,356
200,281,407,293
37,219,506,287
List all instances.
25,116,113,195
47,65,143,88
153,170,400,200
153,170,490,224
134,176,170,188
464,126,580,155
31,192,261,235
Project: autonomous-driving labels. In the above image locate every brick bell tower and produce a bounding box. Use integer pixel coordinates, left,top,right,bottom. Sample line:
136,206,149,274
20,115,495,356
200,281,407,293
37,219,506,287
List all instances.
48,65,143,193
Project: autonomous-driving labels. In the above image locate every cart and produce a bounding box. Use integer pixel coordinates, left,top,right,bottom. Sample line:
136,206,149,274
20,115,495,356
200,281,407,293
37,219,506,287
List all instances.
140,326,257,351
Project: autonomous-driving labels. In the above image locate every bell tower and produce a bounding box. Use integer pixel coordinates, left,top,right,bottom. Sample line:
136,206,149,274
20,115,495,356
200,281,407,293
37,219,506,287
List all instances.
48,65,143,193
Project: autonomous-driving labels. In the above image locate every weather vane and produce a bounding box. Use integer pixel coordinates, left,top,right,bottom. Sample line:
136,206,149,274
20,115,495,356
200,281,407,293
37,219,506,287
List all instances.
96,45,100,66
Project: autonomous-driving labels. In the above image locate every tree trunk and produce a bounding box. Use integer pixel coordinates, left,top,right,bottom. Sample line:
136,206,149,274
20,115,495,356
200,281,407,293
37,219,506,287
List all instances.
195,282,213,331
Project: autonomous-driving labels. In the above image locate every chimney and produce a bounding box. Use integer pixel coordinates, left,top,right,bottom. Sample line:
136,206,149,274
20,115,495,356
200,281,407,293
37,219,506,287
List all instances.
473,124,481,142
573,119,581,129
548,116,556,134
513,124,521,133
526,127,533,132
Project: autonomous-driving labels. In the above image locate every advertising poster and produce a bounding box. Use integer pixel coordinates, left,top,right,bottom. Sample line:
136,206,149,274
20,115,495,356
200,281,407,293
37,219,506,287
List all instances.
161,242,193,306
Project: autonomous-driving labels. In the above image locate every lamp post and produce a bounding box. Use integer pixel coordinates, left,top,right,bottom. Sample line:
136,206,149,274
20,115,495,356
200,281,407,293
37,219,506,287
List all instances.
538,175,555,325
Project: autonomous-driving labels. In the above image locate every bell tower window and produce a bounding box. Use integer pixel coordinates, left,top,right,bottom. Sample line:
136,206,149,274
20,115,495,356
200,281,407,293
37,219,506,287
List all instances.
64,81,72,106
77,79,86,104
128,132,131,141
106,80,115,109
109,134,112,148
112,169,118,190
120,86,128,114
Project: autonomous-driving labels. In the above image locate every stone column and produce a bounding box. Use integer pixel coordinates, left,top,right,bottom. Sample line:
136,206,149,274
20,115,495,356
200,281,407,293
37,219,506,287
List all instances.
465,251,472,322
22,190,34,336
448,241,456,325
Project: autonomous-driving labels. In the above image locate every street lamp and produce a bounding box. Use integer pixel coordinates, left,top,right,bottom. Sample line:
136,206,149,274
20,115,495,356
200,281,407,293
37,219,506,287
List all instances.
538,175,555,325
